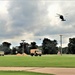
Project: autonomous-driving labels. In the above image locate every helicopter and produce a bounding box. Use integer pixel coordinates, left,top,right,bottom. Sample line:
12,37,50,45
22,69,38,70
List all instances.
56,14,66,21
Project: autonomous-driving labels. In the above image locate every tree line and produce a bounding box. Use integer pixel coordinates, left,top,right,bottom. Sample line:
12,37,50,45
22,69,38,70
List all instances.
0,37,75,55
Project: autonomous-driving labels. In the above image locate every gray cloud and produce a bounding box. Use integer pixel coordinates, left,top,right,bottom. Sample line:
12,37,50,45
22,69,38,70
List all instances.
0,0,75,46
7,0,48,37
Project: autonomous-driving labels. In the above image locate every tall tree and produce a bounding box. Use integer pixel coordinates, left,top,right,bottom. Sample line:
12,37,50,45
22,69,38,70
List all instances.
68,38,75,54
18,42,30,54
42,38,58,54
30,42,38,49
0,42,11,54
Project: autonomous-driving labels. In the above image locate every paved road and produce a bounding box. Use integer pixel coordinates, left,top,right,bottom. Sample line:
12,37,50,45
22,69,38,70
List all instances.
0,67,75,75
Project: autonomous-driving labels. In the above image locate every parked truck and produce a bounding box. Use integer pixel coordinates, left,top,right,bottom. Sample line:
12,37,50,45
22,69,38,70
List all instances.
30,49,42,56
0,51,4,56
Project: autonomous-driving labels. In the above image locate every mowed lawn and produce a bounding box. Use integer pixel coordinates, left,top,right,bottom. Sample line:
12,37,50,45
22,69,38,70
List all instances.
0,71,53,75
0,55,75,68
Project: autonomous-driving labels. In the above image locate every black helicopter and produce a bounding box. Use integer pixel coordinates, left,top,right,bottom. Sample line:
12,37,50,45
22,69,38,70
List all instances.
57,14,66,21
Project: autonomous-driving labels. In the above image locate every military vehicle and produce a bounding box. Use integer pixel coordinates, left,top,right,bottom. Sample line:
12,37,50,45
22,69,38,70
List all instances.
30,49,42,56
0,51,4,56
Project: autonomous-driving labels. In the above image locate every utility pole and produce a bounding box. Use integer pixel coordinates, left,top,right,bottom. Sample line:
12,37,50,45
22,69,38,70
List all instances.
60,35,62,56
21,40,25,55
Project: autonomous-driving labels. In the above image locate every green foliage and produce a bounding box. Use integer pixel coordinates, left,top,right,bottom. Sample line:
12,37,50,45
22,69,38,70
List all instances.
62,47,68,54
68,38,75,54
42,38,58,54
0,71,53,75
30,42,38,49
0,55,75,68
0,42,11,54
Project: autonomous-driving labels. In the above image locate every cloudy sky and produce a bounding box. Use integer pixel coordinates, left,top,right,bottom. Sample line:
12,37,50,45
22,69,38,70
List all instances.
0,0,75,47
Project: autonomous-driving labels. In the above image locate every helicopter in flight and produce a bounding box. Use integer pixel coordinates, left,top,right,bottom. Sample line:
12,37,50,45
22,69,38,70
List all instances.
56,14,66,21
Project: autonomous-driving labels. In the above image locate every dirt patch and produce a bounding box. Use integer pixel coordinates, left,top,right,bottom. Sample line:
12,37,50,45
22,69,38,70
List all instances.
0,67,75,75
27,67,75,75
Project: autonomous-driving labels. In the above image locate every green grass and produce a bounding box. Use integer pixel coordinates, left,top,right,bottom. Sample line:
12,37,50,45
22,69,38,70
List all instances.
0,55,75,68
0,71,54,75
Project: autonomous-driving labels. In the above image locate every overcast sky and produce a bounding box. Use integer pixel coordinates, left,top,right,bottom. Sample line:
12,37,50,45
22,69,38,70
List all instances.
0,0,75,47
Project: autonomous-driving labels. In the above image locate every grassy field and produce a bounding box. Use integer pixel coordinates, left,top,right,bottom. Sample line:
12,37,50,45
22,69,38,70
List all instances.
0,55,75,68
0,71,53,75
